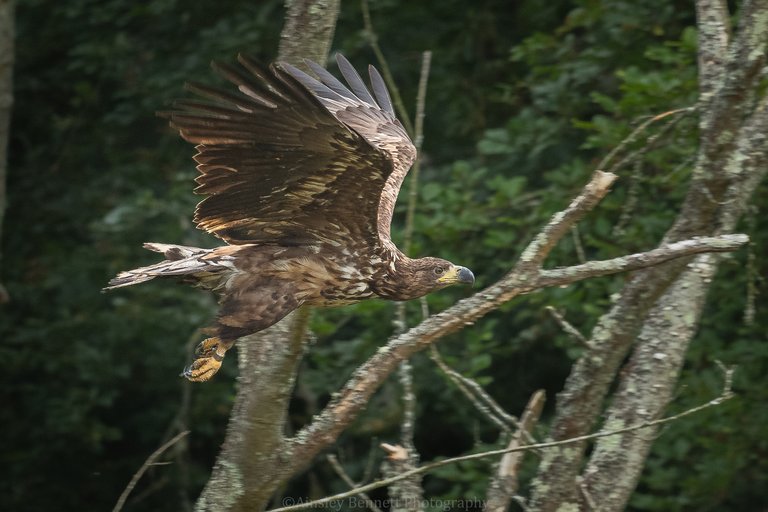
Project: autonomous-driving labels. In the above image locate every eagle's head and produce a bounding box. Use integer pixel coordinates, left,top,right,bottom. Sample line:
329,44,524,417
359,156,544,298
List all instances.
418,257,475,289
377,256,474,301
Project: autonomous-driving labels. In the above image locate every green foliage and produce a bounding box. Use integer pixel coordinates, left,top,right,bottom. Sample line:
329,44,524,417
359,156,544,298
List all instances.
3,0,767,511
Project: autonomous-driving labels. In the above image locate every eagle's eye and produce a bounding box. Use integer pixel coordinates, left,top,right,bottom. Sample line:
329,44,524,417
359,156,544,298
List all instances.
434,267,445,276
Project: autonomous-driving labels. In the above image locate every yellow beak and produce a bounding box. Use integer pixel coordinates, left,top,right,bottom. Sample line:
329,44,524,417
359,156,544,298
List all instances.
437,265,475,286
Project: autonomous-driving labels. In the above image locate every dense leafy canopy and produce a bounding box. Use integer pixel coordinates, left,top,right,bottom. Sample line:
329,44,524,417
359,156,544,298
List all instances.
2,1,766,511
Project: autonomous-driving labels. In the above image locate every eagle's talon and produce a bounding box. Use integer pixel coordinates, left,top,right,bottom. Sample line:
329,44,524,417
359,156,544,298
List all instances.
182,353,223,382
194,336,221,357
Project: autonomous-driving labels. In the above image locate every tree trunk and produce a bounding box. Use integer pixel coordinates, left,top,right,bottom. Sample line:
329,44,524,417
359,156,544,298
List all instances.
0,0,14,304
528,2,768,510
194,1,340,510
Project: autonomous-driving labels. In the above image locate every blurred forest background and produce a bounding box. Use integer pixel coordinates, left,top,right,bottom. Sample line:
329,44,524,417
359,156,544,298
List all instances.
2,0,767,511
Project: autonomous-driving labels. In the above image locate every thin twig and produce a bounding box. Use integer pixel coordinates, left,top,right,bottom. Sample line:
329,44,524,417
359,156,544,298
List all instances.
597,107,694,172
606,108,692,177
545,306,589,348
270,370,734,512
571,225,587,263
397,359,417,451
326,455,384,512
430,345,517,434
360,0,414,136
403,50,432,253
112,431,190,512
578,476,599,512
384,49,431,508
485,390,545,512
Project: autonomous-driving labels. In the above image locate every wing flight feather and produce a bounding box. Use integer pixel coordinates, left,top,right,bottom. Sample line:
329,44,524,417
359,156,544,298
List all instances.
165,54,416,251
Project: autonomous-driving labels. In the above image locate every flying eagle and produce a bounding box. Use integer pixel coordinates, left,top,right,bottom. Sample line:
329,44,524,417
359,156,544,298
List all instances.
106,54,474,382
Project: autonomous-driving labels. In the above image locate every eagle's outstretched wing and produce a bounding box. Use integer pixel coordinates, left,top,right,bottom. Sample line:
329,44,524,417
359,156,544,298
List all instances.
166,54,416,251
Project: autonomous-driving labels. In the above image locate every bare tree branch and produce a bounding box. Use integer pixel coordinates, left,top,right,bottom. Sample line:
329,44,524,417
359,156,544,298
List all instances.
546,306,589,348
387,49,432,508
519,171,616,267
597,107,694,174
535,234,748,286
695,0,730,100
112,431,190,512
485,390,546,512
326,455,384,512
285,167,747,475
279,0,340,68
530,6,768,509
271,371,733,512
430,345,517,434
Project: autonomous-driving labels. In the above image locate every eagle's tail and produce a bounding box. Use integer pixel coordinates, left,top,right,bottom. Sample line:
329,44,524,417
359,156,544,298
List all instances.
104,243,226,290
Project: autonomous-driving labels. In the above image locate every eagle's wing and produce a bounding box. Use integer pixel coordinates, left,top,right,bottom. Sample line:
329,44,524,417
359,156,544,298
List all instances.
166,54,416,250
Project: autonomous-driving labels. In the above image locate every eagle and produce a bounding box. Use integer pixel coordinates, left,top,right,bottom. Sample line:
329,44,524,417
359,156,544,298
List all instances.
106,54,475,382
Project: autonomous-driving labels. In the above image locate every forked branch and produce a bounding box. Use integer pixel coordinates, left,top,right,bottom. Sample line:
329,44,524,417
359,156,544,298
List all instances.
274,366,733,512
286,168,748,473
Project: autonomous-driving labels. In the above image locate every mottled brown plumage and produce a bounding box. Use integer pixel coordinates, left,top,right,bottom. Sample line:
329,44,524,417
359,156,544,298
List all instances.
106,54,474,381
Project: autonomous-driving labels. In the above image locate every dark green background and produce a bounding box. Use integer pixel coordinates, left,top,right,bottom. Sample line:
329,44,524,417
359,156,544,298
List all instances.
2,0,766,510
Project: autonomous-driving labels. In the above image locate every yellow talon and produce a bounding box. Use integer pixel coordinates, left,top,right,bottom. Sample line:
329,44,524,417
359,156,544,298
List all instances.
182,337,226,382
195,336,221,357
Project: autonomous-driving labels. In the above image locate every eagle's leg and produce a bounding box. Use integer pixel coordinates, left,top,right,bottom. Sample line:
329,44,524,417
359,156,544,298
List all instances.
181,281,301,382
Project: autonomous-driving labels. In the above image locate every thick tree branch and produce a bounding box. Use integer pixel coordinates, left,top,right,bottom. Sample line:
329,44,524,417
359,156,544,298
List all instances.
519,172,616,267
279,0,340,66
272,372,733,512
580,59,768,512
535,234,747,286
695,0,730,100
530,5,768,510
285,168,747,475
697,0,767,174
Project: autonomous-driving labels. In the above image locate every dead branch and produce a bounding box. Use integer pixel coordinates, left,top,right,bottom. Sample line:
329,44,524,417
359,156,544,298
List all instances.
271,368,733,512
530,7,768,508
112,430,190,512
597,107,693,174
430,345,517,434
326,455,383,512
385,49,432,507
286,166,747,475
485,390,546,512
546,306,589,348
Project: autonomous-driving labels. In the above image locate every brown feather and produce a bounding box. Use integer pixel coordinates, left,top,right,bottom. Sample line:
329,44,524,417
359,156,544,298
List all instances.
166,56,415,259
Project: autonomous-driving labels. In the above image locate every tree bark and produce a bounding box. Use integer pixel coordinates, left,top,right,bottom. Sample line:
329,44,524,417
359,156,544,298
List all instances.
0,0,14,304
528,2,768,510
279,0,339,65
194,1,340,511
